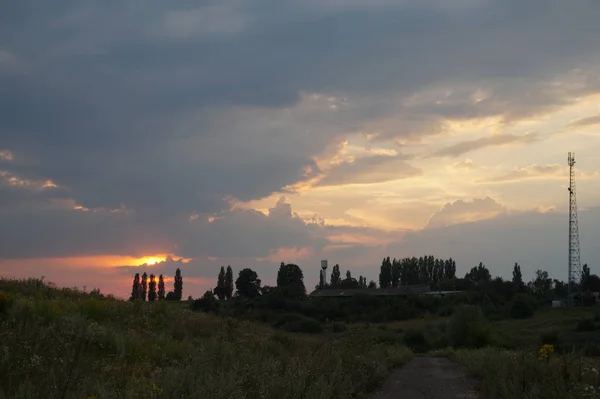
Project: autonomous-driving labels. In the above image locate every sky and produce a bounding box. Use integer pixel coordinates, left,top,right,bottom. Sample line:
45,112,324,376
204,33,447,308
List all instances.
1,0,600,299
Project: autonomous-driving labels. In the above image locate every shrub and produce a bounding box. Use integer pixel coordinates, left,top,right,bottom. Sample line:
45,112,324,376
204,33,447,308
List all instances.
0,290,13,315
330,322,348,333
446,305,490,348
281,317,323,334
509,294,535,319
539,328,561,346
575,318,596,332
190,291,220,313
272,313,304,328
403,329,427,352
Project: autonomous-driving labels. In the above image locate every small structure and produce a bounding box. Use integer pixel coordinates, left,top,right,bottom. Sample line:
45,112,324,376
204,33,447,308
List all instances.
309,284,431,298
552,300,565,308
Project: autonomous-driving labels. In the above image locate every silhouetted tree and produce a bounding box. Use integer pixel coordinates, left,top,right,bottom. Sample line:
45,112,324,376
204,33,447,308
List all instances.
512,263,524,291
225,266,234,299
130,273,140,301
330,264,341,287
530,269,553,298
368,280,377,289
158,274,166,300
215,266,226,300
141,272,148,301
465,262,491,284
582,264,591,285
174,268,183,300
236,268,262,298
391,258,401,287
276,263,306,299
190,290,220,313
319,268,326,289
340,270,359,289
379,257,392,288
148,274,157,301
166,291,176,301
358,275,367,288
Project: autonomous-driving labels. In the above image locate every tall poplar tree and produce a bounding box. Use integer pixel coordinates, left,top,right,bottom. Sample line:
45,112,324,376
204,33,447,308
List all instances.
130,273,140,300
148,274,157,301
225,266,234,299
141,272,148,301
174,268,183,300
158,274,166,300
215,266,226,300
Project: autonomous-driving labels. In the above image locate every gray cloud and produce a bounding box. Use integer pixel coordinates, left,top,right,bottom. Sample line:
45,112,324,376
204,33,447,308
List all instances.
477,164,563,184
2,0,600,265
425,197,506,229
388,206,600,283
431,132,538,158
316,154,421,187
569,114,600,128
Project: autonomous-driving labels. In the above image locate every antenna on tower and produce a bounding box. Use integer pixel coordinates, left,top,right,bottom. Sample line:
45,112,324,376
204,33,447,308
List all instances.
567,152,582,306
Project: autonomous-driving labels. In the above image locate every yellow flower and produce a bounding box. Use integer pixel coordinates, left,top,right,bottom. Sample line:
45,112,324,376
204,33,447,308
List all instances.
538,344,555,360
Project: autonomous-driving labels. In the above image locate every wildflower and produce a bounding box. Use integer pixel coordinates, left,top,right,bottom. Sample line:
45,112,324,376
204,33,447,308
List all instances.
538,344,554,361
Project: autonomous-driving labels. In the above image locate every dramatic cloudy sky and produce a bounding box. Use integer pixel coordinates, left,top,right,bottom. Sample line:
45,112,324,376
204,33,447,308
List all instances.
1,0,600,298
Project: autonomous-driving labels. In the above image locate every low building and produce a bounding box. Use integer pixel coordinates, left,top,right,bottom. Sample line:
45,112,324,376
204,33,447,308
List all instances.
309,284,431,298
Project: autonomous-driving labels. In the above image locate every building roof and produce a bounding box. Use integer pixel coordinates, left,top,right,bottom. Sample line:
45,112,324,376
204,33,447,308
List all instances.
309,284,431,298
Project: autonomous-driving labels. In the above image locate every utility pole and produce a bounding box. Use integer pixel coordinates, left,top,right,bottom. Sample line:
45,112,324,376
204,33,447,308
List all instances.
568,152,582,306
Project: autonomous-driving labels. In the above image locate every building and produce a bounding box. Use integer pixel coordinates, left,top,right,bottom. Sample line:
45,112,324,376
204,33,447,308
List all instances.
309,284,431,298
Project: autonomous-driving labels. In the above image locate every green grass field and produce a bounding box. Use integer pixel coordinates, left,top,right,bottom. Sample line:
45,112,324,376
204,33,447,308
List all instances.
0,278,412,399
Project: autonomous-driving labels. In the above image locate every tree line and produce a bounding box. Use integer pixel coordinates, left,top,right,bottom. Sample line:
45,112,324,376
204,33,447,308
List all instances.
129,268,183,301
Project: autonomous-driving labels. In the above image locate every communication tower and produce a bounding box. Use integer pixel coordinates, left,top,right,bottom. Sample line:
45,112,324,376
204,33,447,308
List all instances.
567,152,582,305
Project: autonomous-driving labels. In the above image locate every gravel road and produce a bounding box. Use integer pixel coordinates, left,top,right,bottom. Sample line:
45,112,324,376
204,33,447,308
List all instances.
371,356,479,399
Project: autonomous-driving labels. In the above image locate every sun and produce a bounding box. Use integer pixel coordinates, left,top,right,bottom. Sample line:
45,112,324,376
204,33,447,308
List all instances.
136,256,167,266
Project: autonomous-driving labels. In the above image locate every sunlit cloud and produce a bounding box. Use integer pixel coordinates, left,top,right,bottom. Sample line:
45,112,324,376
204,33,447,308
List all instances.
0,150,13,161
477,164,600,184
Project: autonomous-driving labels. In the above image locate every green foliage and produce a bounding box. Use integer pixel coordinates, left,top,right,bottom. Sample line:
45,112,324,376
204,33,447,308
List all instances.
157,274,165,300
173,268,183,301
276,263,306,299
403,329,427,352
539,328,561,347
446,305,491,348
190,291,220,313
0,278,412,399
575,318,596,332
449,347,600,399
281,317,324,334
509,294,536,319
235,268,262,299
0,290,13,315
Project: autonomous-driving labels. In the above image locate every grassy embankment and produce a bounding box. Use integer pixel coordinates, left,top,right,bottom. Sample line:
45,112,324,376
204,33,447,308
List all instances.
0,278,412,399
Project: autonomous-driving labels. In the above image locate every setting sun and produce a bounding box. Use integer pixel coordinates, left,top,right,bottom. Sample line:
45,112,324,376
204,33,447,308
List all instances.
136,256,167,266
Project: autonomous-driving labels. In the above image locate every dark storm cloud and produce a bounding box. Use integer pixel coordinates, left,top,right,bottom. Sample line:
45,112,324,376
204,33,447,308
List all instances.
1,0,600,259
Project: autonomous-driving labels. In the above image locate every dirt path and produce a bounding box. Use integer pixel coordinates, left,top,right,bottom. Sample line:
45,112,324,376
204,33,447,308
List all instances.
371,356,479,399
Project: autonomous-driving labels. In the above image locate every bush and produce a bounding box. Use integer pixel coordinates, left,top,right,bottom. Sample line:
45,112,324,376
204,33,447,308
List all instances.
403,329,427,352
190,291,220,313
281,317,324,334
509,294,535,319
272,313,304,328
447,305,490,348
575,318,596,332
0,290,13,315
539,328,561,346
330,322,347,333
